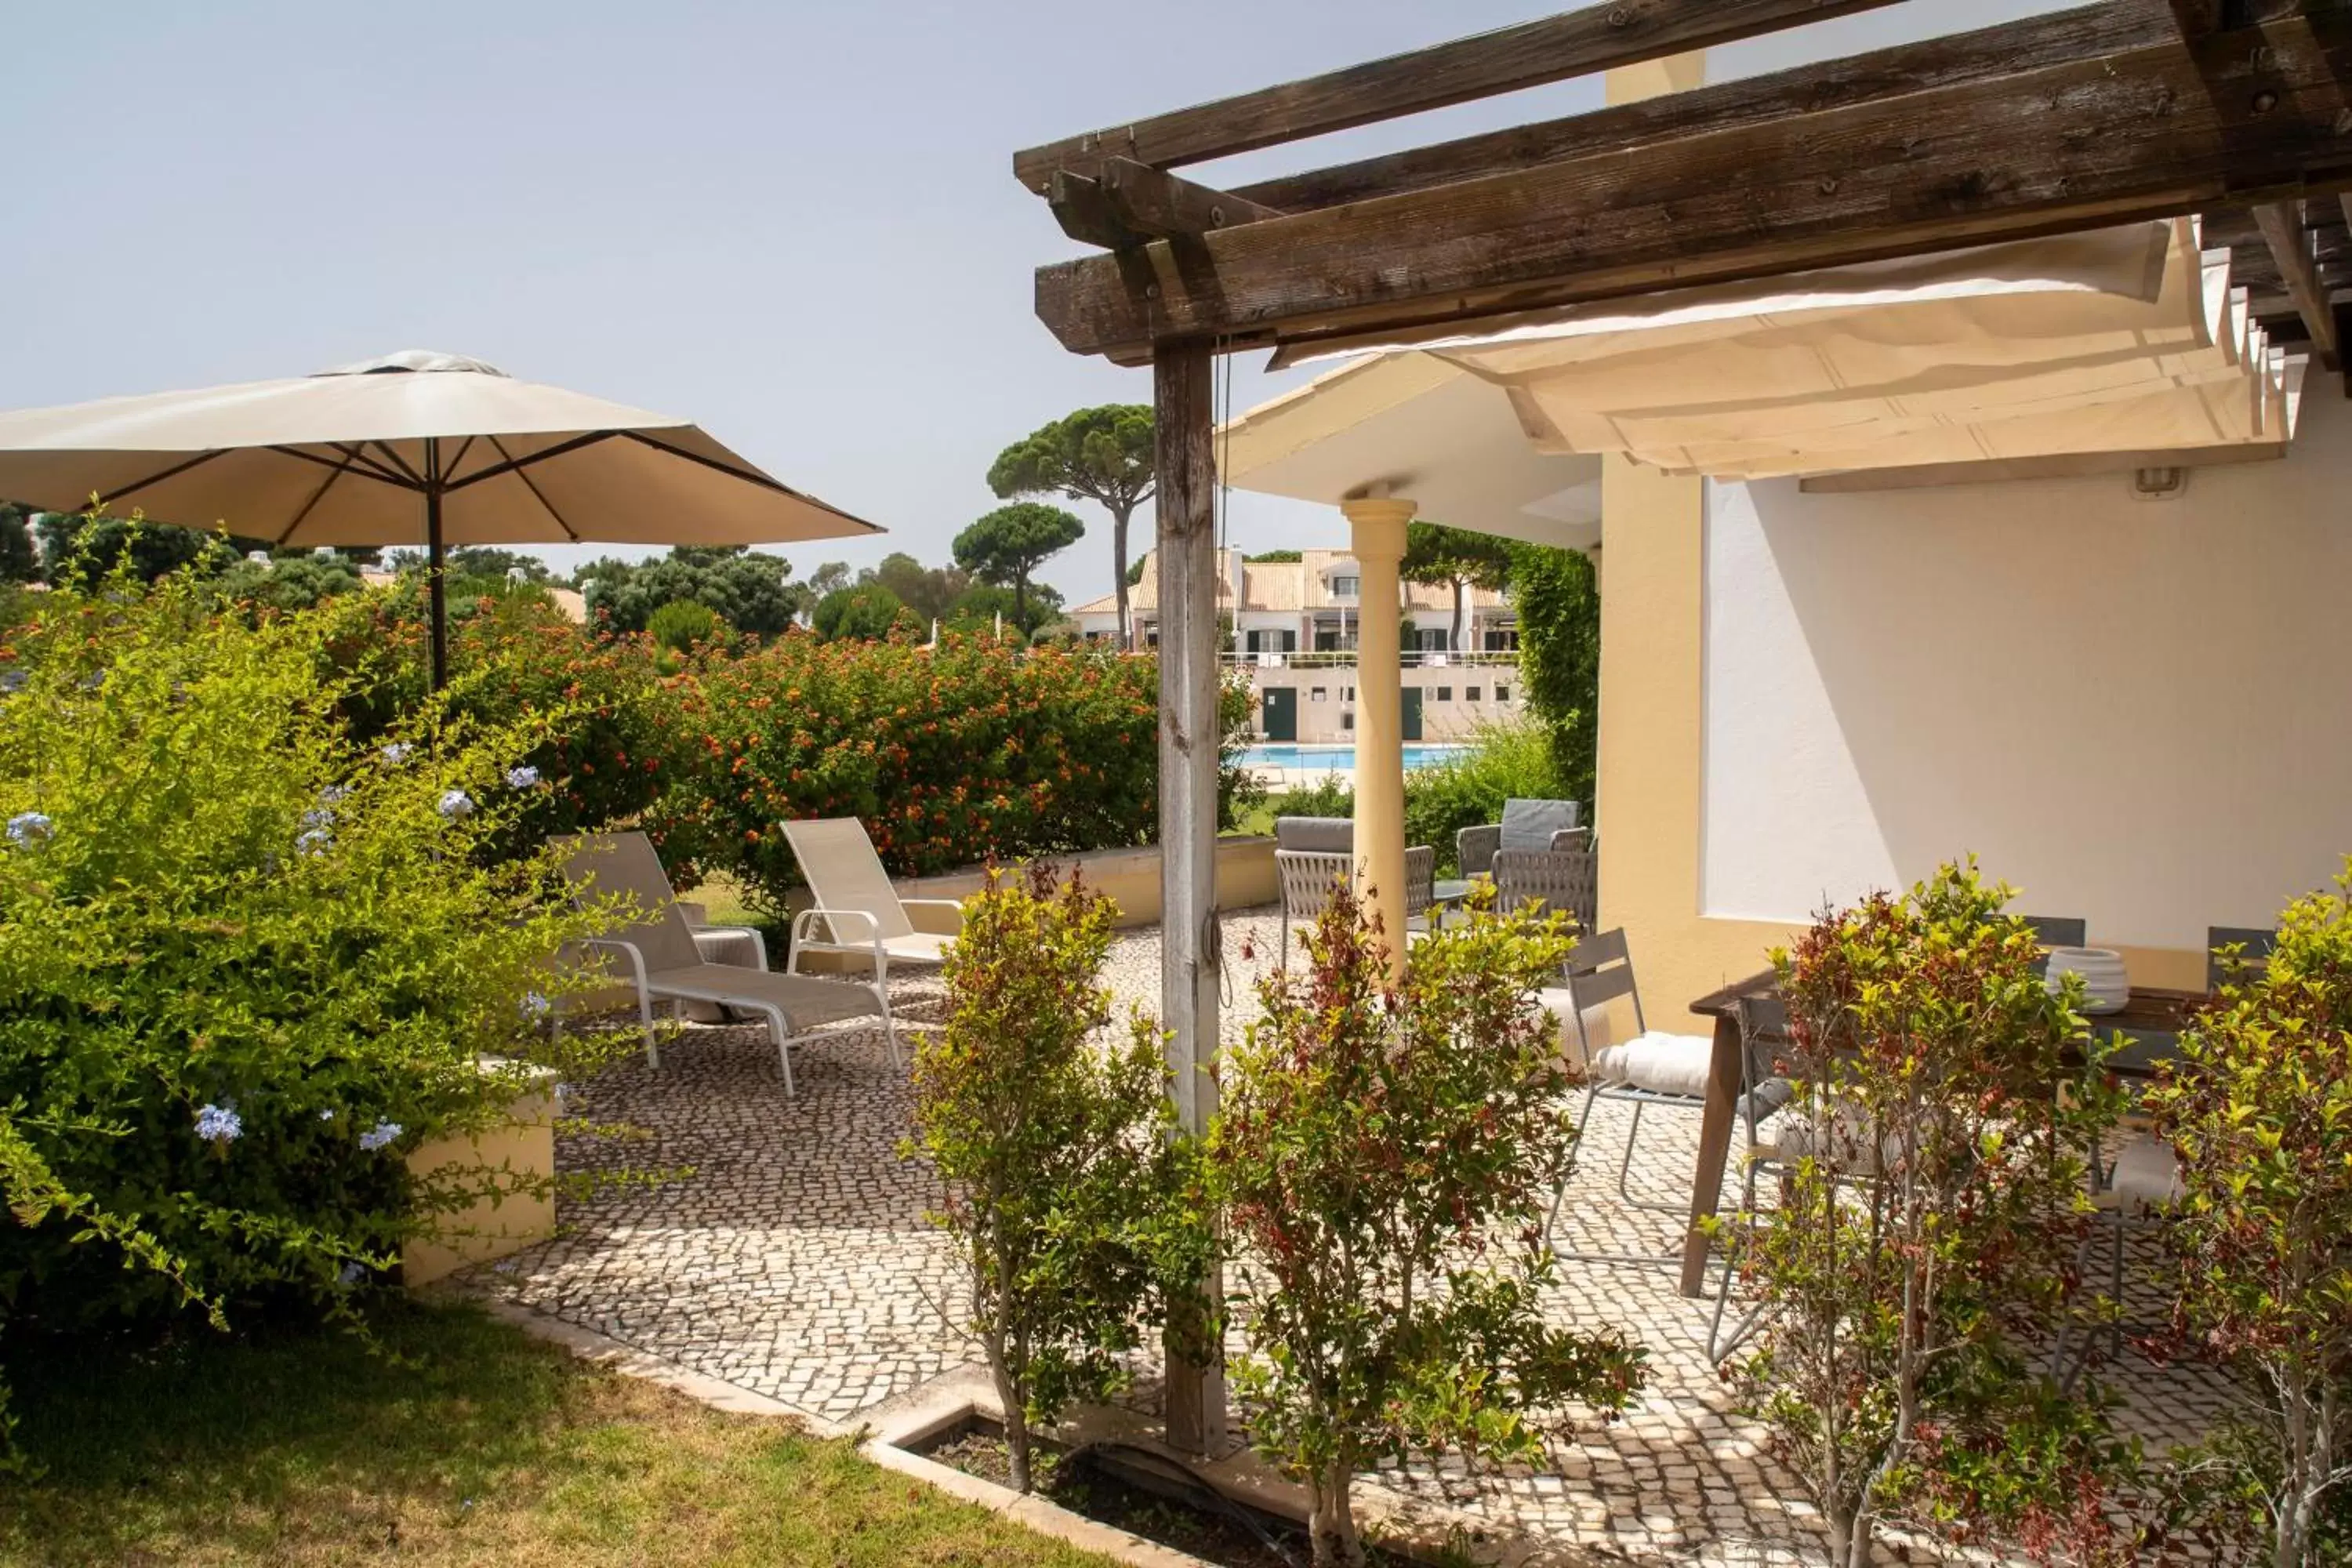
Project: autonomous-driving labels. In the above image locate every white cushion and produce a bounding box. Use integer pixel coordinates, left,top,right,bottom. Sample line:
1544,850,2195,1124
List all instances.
2108,1134,2183,1210
1761,1103,1894,1172
1589,1030,1715,1098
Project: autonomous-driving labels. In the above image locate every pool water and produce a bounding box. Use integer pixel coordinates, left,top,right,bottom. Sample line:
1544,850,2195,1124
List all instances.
1238,743,1466,771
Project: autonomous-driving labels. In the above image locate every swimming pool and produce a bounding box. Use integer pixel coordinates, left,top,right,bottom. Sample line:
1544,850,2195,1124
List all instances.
1238,743,1467,771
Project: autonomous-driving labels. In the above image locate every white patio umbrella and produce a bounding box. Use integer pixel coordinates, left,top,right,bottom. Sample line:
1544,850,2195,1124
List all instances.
0,349,882,684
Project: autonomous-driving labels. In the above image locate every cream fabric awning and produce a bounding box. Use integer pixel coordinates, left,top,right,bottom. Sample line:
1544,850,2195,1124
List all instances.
1272,220,2310,481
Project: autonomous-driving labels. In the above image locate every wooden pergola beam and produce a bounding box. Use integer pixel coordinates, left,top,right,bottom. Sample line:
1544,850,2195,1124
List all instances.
1233,1,2178,213
1034,9,2352,363
1011,0,1910,193
2254,199,2345,365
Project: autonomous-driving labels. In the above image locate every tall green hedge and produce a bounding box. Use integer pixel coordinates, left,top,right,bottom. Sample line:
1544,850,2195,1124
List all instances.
1506,544,1599,810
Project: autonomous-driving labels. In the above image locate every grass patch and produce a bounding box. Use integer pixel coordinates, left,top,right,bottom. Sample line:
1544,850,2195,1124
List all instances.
0,1299,1117,1568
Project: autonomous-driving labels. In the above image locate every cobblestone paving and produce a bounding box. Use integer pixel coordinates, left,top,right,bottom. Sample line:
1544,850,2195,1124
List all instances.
484,907,2234,1566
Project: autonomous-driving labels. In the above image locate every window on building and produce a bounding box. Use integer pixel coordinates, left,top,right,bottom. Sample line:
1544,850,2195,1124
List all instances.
1342,685,1355,701
1341,711,1355,731
1435,685,1453,702
1331,575,1359,597
1310,687,1327,702
1467,686,1483,702
1496,684,1512,702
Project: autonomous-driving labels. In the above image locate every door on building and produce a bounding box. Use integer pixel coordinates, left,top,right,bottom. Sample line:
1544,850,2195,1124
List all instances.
1400,687,1424,742
1261,686,1298,742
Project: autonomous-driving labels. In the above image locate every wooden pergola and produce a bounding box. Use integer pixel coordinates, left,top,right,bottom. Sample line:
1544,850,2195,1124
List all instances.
1012,0,2351,1452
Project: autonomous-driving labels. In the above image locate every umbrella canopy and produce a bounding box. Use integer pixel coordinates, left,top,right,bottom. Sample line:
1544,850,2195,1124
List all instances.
0,349,882,681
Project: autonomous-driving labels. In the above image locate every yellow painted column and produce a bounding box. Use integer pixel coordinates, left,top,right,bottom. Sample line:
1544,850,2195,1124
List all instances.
1588,49,1797,1011
1342,495,1415,975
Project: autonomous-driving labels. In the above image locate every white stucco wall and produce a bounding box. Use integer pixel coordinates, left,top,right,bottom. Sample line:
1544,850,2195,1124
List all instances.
1701,394,2352,951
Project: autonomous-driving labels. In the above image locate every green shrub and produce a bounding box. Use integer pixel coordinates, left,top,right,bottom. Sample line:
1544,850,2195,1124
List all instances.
646,598,721,654
1731,863,2134,1568
1265,776,1355,822
308,589,684,857
0,572,644,1455
1507,544,1599,808
1402,719,1567,874
811,584,916,641
2145,869,2352,1568
907,866,1205,1494
1212,884,1643,1566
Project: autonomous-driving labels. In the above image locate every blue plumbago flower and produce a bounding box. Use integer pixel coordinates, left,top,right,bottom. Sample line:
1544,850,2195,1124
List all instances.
505,764,542,789
296,827,333,858
78,671,106,691
437,789,474,819
6,811,54,848
300,806,336,832
358,1120,403,1152
319,785,352,807
0,670,26,695
339,1261,366,1287
519,991,553,1022
194,1103,243,1144
379,742,414,767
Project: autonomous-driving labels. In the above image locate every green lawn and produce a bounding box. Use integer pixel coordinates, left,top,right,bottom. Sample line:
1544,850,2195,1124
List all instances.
0,1300,1116,1568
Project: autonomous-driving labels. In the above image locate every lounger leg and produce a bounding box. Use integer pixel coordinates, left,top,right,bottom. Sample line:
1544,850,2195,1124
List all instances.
874,982,904,1070
641,989,660,1069
763,1004,796,1101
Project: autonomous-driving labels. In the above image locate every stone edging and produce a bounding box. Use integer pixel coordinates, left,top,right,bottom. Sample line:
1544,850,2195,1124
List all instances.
861,1367,1218,1568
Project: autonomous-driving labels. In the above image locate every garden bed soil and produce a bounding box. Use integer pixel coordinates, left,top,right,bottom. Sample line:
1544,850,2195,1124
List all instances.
922,1424,1428,1568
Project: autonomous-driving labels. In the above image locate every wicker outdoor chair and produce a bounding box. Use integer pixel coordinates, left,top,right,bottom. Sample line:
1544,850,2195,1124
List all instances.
1491,842,1598,933
1457,797,1582,880
1275,844,1436,966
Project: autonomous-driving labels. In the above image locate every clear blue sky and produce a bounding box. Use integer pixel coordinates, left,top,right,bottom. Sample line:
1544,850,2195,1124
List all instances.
6,1,2063,606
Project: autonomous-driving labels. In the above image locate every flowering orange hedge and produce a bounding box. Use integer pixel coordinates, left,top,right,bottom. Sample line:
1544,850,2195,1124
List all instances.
648,630,1170,910
303,591,1253,909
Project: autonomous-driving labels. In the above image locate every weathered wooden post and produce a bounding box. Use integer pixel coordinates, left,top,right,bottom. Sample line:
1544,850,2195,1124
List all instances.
1153,336,1227,1453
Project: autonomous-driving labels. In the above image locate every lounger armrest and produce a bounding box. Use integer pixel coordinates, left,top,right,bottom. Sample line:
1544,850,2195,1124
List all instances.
693,923,771,972
790,906,887,982
577,936,651,999
898,898,967,936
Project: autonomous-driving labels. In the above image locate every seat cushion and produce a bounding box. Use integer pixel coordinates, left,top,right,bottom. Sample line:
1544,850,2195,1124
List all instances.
2109,1134,2183,1210
1589,1030,1715,1098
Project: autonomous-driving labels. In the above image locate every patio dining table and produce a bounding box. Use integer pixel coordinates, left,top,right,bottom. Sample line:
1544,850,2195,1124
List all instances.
1675,971,2206,1297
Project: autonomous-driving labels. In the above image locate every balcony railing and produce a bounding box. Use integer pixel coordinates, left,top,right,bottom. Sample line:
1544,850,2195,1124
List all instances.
1219,648,1519,670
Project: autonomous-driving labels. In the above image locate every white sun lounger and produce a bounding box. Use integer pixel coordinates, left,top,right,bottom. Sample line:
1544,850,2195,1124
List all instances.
556,832,900,1098
779,818,964,996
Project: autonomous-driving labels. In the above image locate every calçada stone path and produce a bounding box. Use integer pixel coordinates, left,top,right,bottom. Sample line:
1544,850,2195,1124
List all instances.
481,909,2234,1566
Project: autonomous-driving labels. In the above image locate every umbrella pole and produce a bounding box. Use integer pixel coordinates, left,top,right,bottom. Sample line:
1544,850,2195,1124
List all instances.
426,437,448,691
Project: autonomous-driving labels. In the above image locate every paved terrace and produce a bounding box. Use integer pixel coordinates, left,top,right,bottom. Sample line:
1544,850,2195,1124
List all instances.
483,910,2231,1567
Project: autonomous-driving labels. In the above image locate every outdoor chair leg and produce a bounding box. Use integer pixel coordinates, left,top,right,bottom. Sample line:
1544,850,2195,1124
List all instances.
640,989,660,1069
1610,1099,1693,1216
1547,1081,1607,1239
1707,1162,1768,1364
